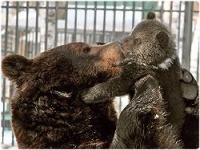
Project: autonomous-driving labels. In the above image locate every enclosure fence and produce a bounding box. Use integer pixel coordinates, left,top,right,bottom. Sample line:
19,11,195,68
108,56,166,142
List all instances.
1,1,200,147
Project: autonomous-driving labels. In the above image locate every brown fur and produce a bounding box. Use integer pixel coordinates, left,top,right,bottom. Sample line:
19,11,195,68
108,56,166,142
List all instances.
2,42,123,148
81,12,189,148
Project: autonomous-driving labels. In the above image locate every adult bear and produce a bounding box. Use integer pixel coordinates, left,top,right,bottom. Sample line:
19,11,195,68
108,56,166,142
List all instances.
2,42,123,148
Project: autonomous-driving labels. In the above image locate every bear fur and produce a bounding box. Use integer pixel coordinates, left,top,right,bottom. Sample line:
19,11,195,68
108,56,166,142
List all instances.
2,42,123,148
82,12,199,148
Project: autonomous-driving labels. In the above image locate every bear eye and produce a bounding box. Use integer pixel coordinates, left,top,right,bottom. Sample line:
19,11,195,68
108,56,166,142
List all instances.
133,38,142,45
83,47,90,53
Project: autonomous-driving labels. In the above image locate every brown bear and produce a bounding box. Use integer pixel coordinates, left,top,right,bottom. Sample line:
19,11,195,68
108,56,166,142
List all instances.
82,12,199,148
2,42,123,148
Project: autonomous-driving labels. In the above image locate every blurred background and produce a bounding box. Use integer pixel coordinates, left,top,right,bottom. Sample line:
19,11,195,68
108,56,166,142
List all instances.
1,1,200,148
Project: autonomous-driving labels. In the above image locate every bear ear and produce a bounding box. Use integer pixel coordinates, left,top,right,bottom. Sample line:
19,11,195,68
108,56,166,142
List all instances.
146,12,156,20
2,55,31,81
156,31,169,49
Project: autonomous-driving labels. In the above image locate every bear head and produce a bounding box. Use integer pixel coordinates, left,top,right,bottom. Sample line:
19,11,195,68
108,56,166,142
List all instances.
119,12,176,68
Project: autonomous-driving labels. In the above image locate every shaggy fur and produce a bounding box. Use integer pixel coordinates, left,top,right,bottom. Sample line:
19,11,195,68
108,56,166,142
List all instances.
110,75,182,148
2,42,123,148
82,12,198,148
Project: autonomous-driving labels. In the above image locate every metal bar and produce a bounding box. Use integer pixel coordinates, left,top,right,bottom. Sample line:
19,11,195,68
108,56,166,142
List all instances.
182,2,193,70
45,2,49,50
25,2,29,57
38,36,41,52
31,32,34,58
0,26,129,36
12,131,14,146
2,5,199,13
102,1,106,42
83,1,88,42
55,2,58,46
21,32,24,54
4,1,9,55
64,2,68,43
169,1,173,29
177,2,182,55
1,78,6,145
142,2,145,19
1,97,15,101
112,2,116,41
1,1,9,144
35,2,39,56
60,33,62,45
122,2,126,34
28,31,31,57
73,2,78,42
10,83,14,146
27,31,30,57
160,1,164,22
15,2,19,53
93,2,97,43
57,32,59,45
132,2,135,28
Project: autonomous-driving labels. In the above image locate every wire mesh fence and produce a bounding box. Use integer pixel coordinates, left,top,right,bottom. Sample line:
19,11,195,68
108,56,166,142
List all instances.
1,1,200,147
